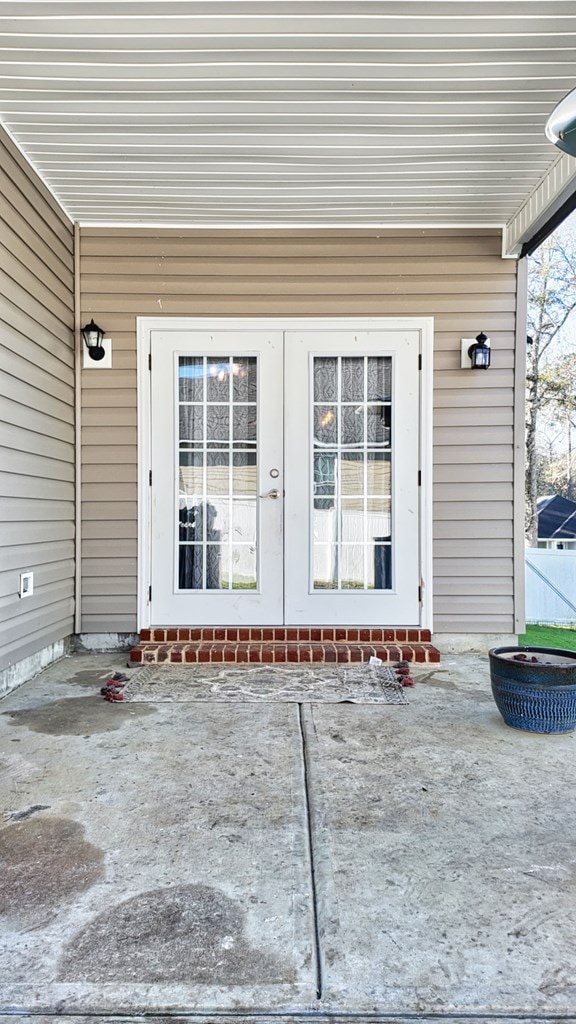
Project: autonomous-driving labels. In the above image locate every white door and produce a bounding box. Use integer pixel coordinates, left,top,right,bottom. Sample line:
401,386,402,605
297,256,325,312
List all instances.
285,329,420,624
150,329,284,625
145,319,425,627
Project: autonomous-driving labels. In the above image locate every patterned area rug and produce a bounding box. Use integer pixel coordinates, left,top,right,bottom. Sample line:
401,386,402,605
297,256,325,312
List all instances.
124,664,408,704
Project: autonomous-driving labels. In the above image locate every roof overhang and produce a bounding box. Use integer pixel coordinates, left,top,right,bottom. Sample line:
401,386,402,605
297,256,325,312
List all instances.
2,1,576,249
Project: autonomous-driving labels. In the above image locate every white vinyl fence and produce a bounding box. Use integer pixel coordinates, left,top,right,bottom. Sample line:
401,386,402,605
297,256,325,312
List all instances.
525,549,576,625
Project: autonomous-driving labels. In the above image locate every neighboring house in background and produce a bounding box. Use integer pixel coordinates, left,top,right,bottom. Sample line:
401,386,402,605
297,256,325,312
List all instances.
536,496,576,551
2,3,576,684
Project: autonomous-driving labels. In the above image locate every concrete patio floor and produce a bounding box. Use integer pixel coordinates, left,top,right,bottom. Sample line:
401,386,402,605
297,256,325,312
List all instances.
1,651,576,1024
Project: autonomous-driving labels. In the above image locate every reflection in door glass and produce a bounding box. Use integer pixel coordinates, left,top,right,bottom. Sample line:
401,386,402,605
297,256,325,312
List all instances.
178,355,257,590
312,355,392,590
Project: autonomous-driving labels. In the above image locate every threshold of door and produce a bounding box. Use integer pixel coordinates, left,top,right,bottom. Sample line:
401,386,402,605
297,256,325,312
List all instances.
130,627,440,665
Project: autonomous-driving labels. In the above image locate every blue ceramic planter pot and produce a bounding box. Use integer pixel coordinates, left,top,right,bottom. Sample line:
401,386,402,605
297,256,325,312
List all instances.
489,646,576,733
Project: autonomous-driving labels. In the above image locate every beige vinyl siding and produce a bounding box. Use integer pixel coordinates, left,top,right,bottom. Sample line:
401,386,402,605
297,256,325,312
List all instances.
79,227,518,634
0,128,75,671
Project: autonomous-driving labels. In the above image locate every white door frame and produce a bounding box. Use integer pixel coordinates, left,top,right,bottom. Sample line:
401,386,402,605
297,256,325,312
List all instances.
137,316,433,630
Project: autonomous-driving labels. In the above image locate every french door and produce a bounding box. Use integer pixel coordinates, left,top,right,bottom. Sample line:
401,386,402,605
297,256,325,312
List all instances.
143,318,428,627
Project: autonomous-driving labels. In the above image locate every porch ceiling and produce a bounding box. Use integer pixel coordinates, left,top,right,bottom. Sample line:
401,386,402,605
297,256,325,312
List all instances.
1,1,576,245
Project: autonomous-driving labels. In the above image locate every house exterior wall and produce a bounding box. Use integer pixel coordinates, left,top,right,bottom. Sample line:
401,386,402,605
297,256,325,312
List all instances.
79,227,520,635
0,130,75,672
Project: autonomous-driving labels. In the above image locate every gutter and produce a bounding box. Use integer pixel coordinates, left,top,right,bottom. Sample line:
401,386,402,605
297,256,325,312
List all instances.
74,222,82,634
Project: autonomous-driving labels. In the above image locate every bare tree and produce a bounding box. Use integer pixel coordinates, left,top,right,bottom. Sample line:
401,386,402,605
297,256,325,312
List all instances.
539,352,576,501
526,233,576,542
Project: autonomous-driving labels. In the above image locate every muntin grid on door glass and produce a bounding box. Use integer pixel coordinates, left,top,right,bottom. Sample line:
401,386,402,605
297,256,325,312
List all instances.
312,355,392,591
177,354,258,591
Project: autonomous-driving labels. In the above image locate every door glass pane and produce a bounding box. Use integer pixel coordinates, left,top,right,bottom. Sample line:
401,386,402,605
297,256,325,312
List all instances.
314,357,338,402
177,355,258,591
312,355,393,591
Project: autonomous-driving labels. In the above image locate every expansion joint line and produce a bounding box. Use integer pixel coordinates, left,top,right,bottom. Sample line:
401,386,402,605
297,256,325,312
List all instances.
297,702,323,1002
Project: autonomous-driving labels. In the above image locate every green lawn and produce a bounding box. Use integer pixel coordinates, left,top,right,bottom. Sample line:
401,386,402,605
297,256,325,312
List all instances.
519,624,576,651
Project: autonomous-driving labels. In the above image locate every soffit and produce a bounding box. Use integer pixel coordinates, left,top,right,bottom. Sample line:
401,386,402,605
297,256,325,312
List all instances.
0,1,575,228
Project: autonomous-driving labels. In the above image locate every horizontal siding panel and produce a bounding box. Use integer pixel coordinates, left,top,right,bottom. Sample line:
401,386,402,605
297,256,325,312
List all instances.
82,558,137,578
433,501,512,521
80,233,504,259
434,519,511,540
0,579,74,623
83,539,137,559
0,136,72,239
435,595,514,615
83,388,137,408
0,471,74,502
434,369,513,390
0,266,74,331
1,347,74,407
434,558,513,577
82,482,137,502
434,406,514,428
81,267,516,291
2,251,75,323
78,311,517,334
0,202,73,282
434,425,513,447
1,422,74,464
0,560,75,600
1,540,74,573
433,464,513,484
0,195,72,280
0,617,74,673
434,578,513,597
82,501,136,521
82,521,137,541
0,379,74,430
0,597,74,651
433,615,515,632
0,500,75,526
1,321,74,384
83,446,137,465
82,576,137,595
434,444,512,465
82,409,136,430
0,296,74,361
80,614,137,633
1,236,73,309
82,371,136,391
83,464,138,484
81,595,138,615
82,426,137,445
434,538,512,559
1,227,73,303
83,293,516,316
0,446,74,482
79,226,517,635
434,482,513,503
434,388,514,409
0,165,73,269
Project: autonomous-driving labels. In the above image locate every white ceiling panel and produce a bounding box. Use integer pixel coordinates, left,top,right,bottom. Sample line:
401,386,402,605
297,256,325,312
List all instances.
0,1,575,229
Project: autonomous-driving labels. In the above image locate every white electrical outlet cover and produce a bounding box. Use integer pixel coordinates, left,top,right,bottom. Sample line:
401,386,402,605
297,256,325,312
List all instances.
19,572,34,598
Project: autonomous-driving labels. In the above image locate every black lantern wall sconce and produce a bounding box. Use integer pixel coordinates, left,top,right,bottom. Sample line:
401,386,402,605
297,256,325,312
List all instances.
81,319,111,368
460,332,491,370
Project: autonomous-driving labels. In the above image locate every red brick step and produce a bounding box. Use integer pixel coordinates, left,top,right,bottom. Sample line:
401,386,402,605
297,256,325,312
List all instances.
130,627,440,665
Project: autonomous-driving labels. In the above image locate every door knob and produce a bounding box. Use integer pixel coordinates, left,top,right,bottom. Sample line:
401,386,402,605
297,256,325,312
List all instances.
261,488,280,499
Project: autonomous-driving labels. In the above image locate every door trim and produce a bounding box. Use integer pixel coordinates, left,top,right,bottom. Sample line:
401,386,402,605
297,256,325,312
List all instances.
137,316,433,631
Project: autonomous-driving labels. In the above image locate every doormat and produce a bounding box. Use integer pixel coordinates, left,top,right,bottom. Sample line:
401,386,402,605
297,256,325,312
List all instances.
124,664,408,704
